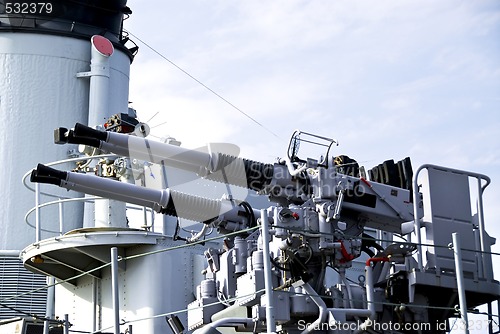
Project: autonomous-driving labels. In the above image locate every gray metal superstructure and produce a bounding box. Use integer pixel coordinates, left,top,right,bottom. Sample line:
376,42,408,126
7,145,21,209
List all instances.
24,123,500,333
0,0,136,322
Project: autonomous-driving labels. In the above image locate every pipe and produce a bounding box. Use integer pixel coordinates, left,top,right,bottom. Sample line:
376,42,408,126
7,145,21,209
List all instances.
43,277,55,334
452,233,470,334
87,35,113,128
58,198,64,235
35,182,41,242
80,36,114,229
261,209,276,333
92,277,98,333
187,224,210,243
111,247,120,334
339,269,355,309
0,250,20,257
63,314,69,334
300,283,328,334
284,156,307,176
365,265,376,319
354,265,376,334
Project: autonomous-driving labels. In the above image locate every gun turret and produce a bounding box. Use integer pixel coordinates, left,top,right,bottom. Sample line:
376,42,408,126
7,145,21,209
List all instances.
50,123,422,233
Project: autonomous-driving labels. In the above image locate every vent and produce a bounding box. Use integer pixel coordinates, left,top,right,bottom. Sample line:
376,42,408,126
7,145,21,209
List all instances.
25,323,44,334
0,256,47,320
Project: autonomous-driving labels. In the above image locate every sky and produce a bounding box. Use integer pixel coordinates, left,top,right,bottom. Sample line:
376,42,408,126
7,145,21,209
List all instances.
124,0,499,331
125,0,500,239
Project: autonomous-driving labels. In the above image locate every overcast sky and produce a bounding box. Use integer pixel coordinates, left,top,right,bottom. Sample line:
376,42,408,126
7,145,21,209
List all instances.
124,0,500,247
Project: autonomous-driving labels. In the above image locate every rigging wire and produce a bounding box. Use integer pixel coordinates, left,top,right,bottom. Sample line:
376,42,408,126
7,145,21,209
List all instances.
0,261,110,304
125,30,280,139
123,225,259,262
0,302,62,324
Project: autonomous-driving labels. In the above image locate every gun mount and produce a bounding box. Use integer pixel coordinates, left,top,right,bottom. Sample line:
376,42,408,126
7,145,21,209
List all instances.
25,120,500,334
51,123,418,233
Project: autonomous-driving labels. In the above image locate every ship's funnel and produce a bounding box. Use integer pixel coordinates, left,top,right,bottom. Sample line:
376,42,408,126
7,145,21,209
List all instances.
0,2,136,319
0,0,137,59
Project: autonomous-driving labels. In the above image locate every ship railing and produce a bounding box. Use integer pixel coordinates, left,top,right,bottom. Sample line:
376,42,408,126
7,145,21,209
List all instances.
412,164,492,277
22,154,154,242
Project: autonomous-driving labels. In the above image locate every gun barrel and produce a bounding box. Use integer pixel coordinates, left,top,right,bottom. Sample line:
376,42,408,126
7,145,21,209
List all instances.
31,164,223,222
63,123,275,191
72,122,212,168
31,164,170,210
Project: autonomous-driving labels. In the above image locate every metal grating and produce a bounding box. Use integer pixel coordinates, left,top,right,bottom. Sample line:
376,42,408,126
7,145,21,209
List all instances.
0,256,47,320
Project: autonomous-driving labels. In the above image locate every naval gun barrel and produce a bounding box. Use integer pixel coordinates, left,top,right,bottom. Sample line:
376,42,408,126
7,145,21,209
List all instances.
31,164,224,223
55,123,274,192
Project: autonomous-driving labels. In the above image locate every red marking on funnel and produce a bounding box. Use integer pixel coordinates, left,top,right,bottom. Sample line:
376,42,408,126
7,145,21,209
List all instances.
91,35,114,57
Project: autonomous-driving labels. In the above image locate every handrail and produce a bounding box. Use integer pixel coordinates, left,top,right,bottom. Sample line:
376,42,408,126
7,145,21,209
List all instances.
25,193,156,234
22,154,154,238
412,164,491,272
22,154,118,198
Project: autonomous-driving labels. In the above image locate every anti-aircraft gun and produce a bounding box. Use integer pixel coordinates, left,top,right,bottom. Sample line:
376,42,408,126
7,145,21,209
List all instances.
31,122,500,334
